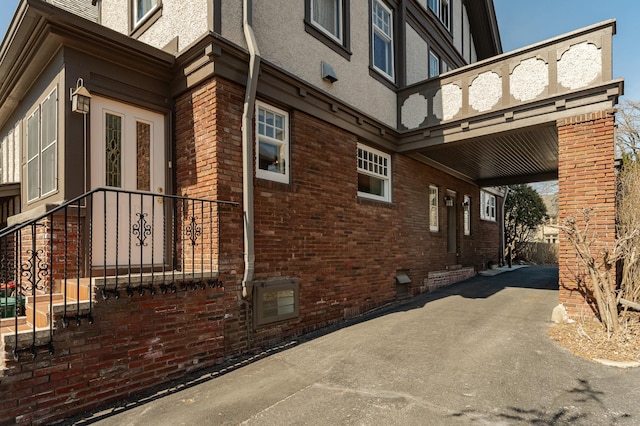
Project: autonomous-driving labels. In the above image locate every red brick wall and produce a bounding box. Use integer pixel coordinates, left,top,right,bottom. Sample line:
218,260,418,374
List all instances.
557,110,617,318
176,75,501,344
250,102,501,342
0,75,503,424
174,77,247,356
0,287,226,425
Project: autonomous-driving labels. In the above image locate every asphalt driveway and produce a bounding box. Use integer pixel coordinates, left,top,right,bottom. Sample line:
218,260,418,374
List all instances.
66,266,640,425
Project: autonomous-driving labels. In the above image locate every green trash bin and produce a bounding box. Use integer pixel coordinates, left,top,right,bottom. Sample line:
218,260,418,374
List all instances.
0,297,16,318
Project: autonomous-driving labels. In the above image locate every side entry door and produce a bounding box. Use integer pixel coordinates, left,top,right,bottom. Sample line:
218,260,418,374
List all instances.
90,96,165,269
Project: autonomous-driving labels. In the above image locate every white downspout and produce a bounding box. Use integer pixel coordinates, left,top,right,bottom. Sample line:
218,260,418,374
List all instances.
241,0,260,298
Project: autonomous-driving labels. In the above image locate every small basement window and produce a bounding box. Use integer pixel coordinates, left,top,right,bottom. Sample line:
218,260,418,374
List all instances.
254,278,300,327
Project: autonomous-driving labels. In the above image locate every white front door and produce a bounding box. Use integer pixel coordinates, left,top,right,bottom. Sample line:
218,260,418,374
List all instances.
90,97,165,268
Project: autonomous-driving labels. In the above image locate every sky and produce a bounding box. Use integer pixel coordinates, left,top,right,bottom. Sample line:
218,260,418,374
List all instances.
1,0,637,99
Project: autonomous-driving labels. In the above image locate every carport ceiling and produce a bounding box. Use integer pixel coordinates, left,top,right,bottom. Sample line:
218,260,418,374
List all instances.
414,124,559,186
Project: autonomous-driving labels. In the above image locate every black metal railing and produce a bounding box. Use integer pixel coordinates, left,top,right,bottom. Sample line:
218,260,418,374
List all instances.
0,188,238,360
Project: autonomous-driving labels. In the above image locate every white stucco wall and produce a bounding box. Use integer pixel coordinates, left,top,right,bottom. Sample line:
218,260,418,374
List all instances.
100,0,129,34
406,24,429,86
100,0,208,52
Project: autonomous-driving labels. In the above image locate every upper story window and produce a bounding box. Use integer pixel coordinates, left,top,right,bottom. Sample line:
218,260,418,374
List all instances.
429,185,439,232
372,0,394,81
134,0,158,25
429,51,440,78
480,191,496,222
256,102,290,184
27,88,58,202
312,0,343,43
357,144,391,202
305,0,351,59
131,0,162,36
428,0,450,30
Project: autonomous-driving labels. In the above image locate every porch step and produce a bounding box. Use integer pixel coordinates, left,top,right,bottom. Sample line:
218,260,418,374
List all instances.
24,294,64,328
0,316,31,335
53,278,92,301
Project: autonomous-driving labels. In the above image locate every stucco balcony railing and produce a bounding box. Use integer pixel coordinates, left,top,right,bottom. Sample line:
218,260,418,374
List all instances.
397,20,622,153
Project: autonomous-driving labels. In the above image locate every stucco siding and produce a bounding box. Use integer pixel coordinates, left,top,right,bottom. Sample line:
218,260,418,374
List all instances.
452,0,463,55
406,23,429,86
100,0,129,34
100,0,208,52
462,6,470,63
244,0,397,127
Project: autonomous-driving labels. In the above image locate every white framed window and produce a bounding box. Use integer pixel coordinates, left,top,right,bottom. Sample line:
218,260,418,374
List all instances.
428,0,439,17
311,0,343,43
429,51,440,78
133,0,159,26
429,185,439,232
256,102,289,184
372,0,394,80
463,195,471,235
357,144,391,202
27,87,58,202
440,0,450,29
480,191,496,221
428,0,450,30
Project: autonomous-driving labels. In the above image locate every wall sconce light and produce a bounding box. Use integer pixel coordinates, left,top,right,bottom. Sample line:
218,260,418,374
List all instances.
70,78,91,114
444,195,454,207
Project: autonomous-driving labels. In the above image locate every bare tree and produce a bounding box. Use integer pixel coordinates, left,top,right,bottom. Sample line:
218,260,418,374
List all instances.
559,210,634,336
616,99,640,162
617,161,640,305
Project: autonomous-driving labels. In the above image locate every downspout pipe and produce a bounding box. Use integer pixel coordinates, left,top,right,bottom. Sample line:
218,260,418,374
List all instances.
241,0,260,298
501,186,510,267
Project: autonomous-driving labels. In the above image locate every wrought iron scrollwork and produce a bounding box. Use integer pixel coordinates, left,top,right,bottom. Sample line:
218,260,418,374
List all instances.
132,212,152,247
185,216,202,247
20,249,49,293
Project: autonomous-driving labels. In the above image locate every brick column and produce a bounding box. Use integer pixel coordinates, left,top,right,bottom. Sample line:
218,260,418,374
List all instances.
557,110,617,318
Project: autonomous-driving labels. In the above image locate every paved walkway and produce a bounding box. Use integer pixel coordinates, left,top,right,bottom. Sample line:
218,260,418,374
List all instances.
65,267,640,425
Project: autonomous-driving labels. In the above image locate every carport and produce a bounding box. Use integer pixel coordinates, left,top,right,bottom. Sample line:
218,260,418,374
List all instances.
396,20,622,317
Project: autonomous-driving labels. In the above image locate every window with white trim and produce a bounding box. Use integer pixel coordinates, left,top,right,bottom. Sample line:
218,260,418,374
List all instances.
256,102,289,184
429,51,440,78
357,144,391,202
311,0,343,43
429,185,439,232
480,191,496,221
133,0,159,26
428,0,450,30
27,88,57,202
372,0,394,80
463,195,471,235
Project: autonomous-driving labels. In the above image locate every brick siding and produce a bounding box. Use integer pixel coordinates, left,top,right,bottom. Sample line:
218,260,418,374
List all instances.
557,110,617,318
0,75,503,424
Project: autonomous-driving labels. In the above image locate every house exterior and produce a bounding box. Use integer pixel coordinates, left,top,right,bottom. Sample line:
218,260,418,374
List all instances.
536,193,559,244
0,0,623,423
